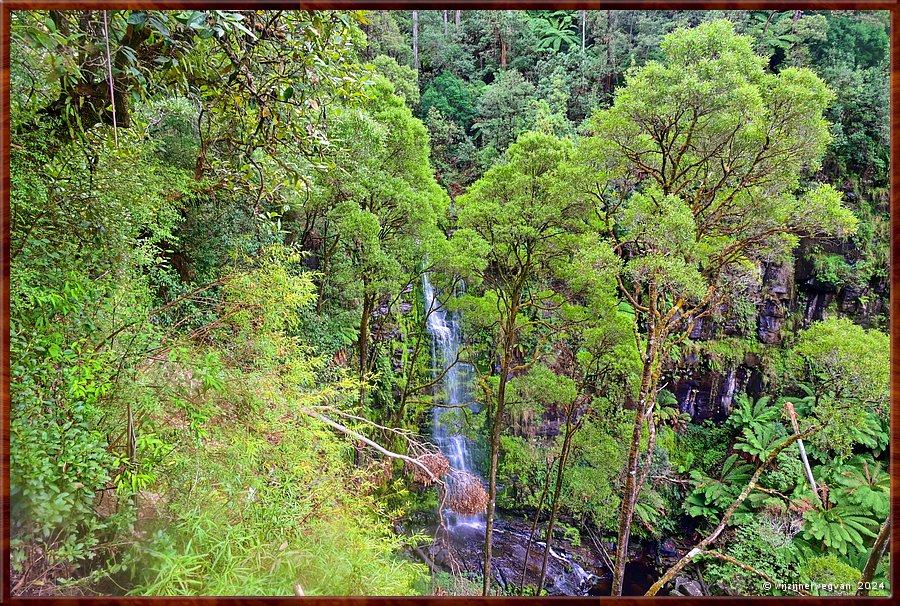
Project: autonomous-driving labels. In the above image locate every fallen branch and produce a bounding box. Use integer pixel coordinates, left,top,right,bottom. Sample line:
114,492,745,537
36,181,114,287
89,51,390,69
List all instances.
300,407,444,486
646,425,820,596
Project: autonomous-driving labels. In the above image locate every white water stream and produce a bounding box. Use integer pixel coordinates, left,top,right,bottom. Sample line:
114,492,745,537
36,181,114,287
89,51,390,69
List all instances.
422,274,601,594
423,274,485,531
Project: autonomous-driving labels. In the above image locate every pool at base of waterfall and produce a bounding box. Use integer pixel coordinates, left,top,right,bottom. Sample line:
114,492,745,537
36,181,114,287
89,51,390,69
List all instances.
421,513,663,596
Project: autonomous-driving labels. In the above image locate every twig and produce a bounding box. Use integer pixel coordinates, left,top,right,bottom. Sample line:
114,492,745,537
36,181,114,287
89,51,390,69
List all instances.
103,10,117,147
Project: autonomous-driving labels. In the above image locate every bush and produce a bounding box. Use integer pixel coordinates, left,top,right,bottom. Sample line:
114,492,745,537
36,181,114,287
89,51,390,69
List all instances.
802,556,861,596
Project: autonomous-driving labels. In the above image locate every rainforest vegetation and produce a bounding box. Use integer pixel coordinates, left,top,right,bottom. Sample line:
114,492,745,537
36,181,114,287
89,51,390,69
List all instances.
8,9,891,597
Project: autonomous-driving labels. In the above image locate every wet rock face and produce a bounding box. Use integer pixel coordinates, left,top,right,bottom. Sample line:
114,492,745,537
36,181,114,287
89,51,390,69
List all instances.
757,261,793,345
792,238,889,329
665,246,886,424
757,299,785,344
670,365,758,423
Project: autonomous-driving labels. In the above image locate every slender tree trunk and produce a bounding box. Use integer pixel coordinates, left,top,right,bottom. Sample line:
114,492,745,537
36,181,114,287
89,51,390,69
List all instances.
102,10,117,147
443,10,448,37
612,320,659,595
455,10,461,26
126,401,137,505
581,10,586,51
316,223,334,314
520,456,556,593
483,312,517,595
857,517,890,595
784,401,820,504
537,413,577,593
605,11,613,96
412,11,419,69
483,351,510,594
358,293,374,409
761,10,777,36
792,10,803,33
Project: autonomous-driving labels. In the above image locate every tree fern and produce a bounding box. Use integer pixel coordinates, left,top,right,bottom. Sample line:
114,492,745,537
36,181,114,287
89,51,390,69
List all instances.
735,422,786,460
684,454,753,521
833,456,889,518
727,394,780,433
802,504,878,556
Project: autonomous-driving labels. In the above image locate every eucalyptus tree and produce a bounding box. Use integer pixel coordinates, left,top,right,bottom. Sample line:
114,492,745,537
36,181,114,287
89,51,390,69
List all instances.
304,76,449,411
528,263,641,594
575,20,858,595
450,131,599,594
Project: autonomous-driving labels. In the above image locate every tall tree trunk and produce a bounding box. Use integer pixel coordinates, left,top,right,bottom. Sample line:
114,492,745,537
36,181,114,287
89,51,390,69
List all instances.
612,294,661,595
316,222,334,314
358,292,374,409
443,10,448,37
455,10,461,26
581,9,586,51
412,11,419,69
483,313,517,595
537,412,577,593
857,517,890,595
605,11,613,96
761,10,777,36
500,33,507,69
792,10,803,33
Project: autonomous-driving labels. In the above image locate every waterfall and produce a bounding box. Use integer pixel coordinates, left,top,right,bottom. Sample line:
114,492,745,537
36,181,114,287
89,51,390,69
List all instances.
421,275,598,595
423,274,485,531
721,368,737,415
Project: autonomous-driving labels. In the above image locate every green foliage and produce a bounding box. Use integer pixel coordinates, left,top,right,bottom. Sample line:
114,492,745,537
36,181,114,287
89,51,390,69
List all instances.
831,457,890,519
9,8,892,597
810,252,854,288
472,69,537,156
125,402,429,596
801,505,877,557
420,71,478,128
556,521,581,546
562,414,626,532
361,11,412,66
793,317,889,456
727,394,780,431
684,454,752,522
802,556,861,596
582,19,858,324
424,107,478,187
704,516,801,596
508,364,577,433
735,421,786,461
527,11,580,52
497,435,546,509
372,54,420,106
670,421,732,475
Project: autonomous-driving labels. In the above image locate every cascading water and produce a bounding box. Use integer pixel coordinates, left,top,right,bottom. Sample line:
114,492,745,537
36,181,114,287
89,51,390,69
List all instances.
423,274,485,531
422,274,603,594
